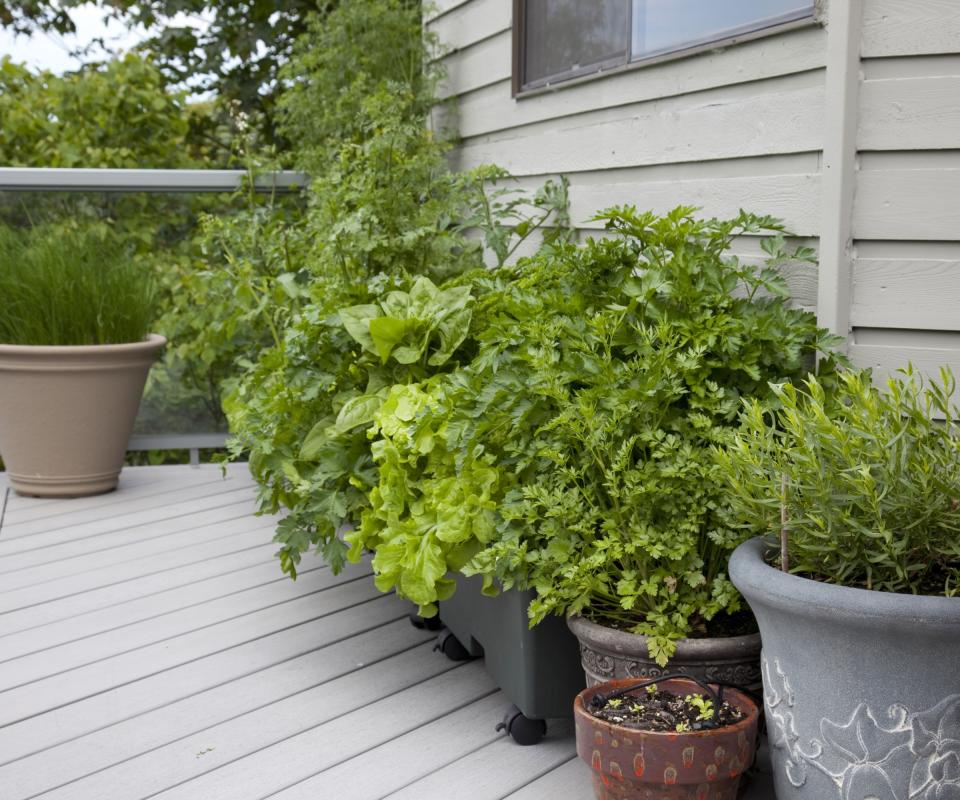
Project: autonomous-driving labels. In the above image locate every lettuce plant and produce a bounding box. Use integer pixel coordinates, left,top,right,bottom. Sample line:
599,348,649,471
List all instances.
718,367,960,596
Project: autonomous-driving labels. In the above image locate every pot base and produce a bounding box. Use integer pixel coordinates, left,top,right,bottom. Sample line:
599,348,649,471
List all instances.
9,469,119,498
589,773,741,800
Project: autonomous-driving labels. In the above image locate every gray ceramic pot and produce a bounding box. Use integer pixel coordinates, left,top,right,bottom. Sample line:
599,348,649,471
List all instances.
567,614,762,691
730,537,960,800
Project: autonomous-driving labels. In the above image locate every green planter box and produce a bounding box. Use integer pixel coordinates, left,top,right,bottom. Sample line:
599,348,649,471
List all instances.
441,573,585,720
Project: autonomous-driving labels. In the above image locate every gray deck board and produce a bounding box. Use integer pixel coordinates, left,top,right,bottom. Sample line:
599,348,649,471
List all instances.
0,464,773,799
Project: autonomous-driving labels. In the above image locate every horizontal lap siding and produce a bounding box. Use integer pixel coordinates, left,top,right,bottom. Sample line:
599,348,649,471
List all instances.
851,0,960,378
433,0,960,380
430,1,827,294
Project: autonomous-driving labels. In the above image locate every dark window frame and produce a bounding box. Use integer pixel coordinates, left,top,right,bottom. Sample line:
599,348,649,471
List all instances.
512,0,820,98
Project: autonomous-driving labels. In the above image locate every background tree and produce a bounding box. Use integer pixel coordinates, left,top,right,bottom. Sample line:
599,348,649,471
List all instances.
0,0,330,149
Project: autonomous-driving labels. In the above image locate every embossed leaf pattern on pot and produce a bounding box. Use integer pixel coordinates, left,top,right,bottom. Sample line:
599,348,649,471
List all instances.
817,704,912,779
764,657,960,800
910,696,960,800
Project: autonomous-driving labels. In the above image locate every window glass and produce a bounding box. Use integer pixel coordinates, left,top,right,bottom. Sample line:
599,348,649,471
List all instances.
523,0,629,87
631,0,815,60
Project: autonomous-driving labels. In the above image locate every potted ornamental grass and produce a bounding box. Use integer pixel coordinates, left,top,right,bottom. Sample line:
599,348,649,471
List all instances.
575,674,760,799
720,367,960,800
0,226,163,497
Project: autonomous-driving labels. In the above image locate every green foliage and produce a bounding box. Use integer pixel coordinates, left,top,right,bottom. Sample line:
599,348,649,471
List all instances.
0,0,320,147
277,0,434,169
350,206,839,662
216,0,573,580
0,225,156,345
156,196,308,428
717,367,960,596
0,52,250,432
0,54,192,168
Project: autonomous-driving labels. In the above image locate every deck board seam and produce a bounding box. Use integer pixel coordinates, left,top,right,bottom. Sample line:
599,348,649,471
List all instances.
0,487,257,548
0,474,239,527
0,606,414,768
0,481,251,536
259,688,506,800
0,545,283,636
498,754,581,800
0,564,329,660
149,669,494,800
0,595,403,733
0,541,275,617
0,572,368,690
14,637,438,800
0,509,274,578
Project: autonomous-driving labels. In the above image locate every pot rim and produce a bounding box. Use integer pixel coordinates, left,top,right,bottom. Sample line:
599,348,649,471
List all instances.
573,676,760,740
730,536,960,622
0,333,167,355
567,613,761,659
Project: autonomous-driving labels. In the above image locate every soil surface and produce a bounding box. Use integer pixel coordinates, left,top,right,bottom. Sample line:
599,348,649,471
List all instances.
590,608,759,639
589,684,745,733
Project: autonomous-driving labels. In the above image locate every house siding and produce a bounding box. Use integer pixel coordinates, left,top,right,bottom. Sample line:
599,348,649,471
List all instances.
850,0,960,381
429,0,960,379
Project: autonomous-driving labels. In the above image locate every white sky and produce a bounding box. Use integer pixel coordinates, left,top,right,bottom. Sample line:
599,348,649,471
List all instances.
0,3,208,74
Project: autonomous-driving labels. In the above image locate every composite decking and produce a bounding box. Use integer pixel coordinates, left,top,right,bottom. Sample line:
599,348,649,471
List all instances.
0,464,773,799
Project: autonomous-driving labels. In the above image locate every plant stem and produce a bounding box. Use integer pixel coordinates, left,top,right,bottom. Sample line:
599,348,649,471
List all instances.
780,472,790,573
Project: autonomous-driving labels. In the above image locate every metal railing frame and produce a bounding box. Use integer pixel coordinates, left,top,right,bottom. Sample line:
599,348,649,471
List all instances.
1,167,308,463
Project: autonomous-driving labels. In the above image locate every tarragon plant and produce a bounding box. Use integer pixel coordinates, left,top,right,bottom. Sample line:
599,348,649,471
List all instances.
717,367,960,596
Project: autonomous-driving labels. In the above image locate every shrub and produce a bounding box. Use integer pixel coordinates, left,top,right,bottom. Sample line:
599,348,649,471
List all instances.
0,226,155,346
717,367,960,596
349,206,840,661
219,0,572,576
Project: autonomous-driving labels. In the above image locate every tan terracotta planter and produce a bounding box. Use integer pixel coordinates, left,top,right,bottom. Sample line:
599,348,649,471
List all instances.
0,334,166,497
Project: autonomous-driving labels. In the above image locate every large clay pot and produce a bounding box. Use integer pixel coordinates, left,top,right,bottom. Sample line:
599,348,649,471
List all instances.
568,615,762,692
0,335,166,497
574,677,760,799
730,536,960,800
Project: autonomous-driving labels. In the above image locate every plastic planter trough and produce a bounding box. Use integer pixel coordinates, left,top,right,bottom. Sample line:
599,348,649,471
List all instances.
437,573,586,745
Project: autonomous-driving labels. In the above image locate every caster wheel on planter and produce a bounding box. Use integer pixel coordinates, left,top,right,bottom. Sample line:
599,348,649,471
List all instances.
495,704,547,746
434,628,472,661
408,611,443,631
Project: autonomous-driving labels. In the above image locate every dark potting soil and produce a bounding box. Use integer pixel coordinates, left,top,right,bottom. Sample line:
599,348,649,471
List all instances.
589,685,745,733
590,608,759,639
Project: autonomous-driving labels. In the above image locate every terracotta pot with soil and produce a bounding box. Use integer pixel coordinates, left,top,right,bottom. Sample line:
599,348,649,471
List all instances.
568,614,762,692
574,675,760,800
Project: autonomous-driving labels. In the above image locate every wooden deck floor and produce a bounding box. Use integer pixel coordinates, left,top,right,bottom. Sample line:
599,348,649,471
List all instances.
0,464,773,799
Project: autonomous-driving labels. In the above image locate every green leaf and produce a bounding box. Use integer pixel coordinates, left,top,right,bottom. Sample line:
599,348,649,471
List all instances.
332,394,383,435
339,304,380,354
369,316,415,363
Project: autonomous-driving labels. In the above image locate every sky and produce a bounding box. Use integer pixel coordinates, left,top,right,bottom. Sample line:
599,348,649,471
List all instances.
0,3,209,74
0,4,144,73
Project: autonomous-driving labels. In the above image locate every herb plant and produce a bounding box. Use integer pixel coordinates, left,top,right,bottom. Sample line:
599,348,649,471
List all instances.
717,367,960,596
220,0,572,578
350,206,839,662
0,226,156,346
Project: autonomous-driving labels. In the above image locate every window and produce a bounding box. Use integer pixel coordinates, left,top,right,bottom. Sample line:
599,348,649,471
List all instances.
514,0,816,94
